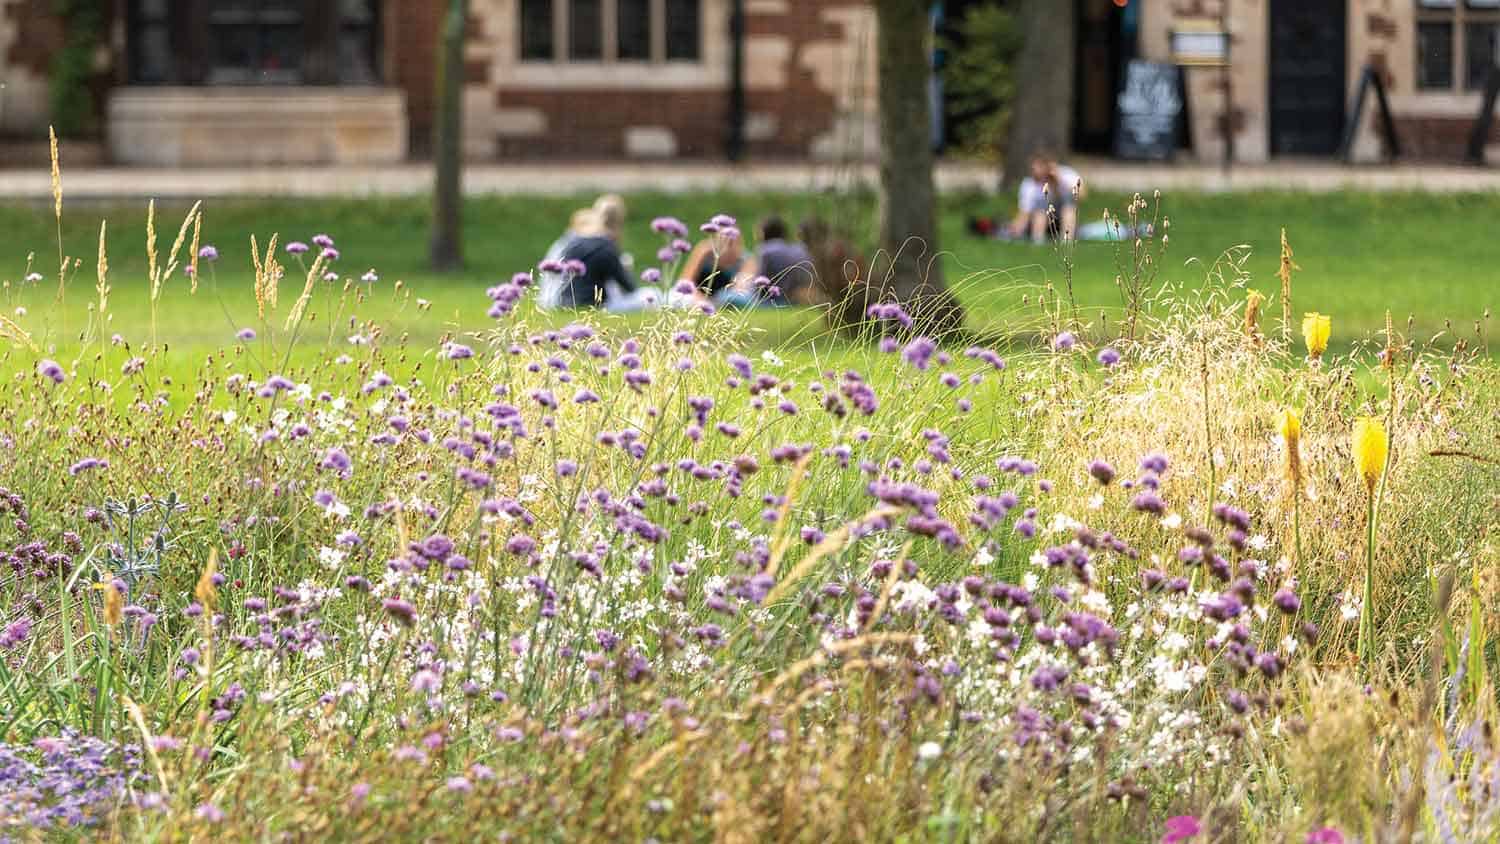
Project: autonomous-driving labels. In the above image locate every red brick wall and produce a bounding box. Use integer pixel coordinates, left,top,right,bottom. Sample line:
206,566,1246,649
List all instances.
1394,116,1500,162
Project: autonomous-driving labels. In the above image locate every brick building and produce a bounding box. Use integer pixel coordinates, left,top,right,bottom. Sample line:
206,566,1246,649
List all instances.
0,1,1494,166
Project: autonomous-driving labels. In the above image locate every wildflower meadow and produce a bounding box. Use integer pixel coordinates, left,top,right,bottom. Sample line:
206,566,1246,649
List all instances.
0,181,1496,843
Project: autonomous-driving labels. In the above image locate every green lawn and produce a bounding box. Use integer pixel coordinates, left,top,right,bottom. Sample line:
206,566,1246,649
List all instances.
0,189,1493,364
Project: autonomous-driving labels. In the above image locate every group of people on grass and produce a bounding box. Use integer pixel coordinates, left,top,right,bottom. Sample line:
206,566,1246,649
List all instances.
538,194,820,313
536,152,1131,312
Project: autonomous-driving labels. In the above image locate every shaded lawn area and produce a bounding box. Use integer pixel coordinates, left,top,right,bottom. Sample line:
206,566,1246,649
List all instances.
0,189,1493,364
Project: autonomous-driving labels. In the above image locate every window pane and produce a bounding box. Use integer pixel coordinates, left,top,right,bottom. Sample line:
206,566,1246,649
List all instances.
618,0,650,61
570,0,602,60
133,23,173,83
665,0,699,60
1417,21,1454,89
1468,22,1500,89
210,23,259,81
520,0,553,60
259,24,304,81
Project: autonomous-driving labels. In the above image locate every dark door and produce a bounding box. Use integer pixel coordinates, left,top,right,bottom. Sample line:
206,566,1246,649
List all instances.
1268,0,1347,155
1073,0,1130,153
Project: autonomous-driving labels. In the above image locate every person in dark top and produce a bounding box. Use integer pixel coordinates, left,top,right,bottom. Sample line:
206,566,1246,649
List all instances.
718,216,816,308
553,199,655,311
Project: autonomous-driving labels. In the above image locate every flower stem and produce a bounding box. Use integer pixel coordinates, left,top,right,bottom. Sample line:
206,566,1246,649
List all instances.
1357,490,1376,665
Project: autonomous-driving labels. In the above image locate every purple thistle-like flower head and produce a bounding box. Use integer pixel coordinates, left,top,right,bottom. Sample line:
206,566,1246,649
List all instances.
0,616,32,649
312,234,335,249
198,245,219,261
37,359,65,384
236,327,257,341
443,342,474,361
1088,460,1116,485
286,241,310,255
641,267,662,284
382,596,416,626
651,216,689,237
1305,828,1345,844
68,457,108,476
902,336,937,370
361,269,379,284
320,247,340,261
1272,588,1301,614
1052,332,1076,352
1097,346,1121,367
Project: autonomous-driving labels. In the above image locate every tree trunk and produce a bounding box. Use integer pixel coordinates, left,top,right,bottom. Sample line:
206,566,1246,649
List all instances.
1003,0,1076,187
429,0,466,271
871,0,964,336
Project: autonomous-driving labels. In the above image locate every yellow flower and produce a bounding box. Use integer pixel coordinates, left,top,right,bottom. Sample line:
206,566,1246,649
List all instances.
94,574,123,628
1280,408,1303,493
1301,312,1331,359
1278,407,1301,444
1352,416,1388,493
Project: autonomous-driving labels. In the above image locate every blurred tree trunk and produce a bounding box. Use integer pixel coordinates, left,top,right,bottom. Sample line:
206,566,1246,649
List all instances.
871,0,964,335
430,0,466,271
1003,0,1076,186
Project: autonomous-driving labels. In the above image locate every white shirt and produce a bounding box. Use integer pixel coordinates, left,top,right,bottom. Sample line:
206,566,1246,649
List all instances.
1019,165,1081,213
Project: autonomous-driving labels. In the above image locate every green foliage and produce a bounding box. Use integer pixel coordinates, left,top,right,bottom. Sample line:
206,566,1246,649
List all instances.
940,3,1022,159
48,0,105,137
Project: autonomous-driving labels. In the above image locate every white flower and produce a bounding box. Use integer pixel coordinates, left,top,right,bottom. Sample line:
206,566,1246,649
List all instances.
1161,513,1183,530
760,350,784,367
13,307,25,317
221,409,238,425
917,741,942,761
318,546,346,570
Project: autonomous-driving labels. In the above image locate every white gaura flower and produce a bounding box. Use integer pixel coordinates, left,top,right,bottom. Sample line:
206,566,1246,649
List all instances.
917,741,941,761
1161,512,1183,530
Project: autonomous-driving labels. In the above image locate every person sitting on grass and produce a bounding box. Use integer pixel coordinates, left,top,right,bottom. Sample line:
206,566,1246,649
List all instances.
673,228,746,307
552,200,657,312
1010,152,1083,243
717,215,817,308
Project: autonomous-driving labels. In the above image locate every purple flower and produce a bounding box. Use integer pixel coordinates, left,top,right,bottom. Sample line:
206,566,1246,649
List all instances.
236,327,257,341
68,457,108,476
321,247,340,261
382,596,416,626
651,216,688,237
361,270,379,283
1097,346,1121,366
641,267,662,284
37,359,65,384
0,616,32,649
902,337,937,370
443,343,474,361
1052,332,1076,352
1161,815,1201,843
1305,828,1344,844
1087,460,1115,485
1273,588,1301,614
198,245,219,261
196,802,225,823
286,241,310,255
320,447,352,475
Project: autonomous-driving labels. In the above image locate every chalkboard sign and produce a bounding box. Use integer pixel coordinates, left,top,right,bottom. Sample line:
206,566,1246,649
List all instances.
1114,60,1186,160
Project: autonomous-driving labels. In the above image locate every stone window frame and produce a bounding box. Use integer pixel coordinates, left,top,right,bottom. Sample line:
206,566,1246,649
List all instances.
507,0,727,89
1415,0,1500,92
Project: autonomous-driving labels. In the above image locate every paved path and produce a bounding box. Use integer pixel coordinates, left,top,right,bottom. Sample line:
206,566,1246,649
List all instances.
3,158,1500,200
